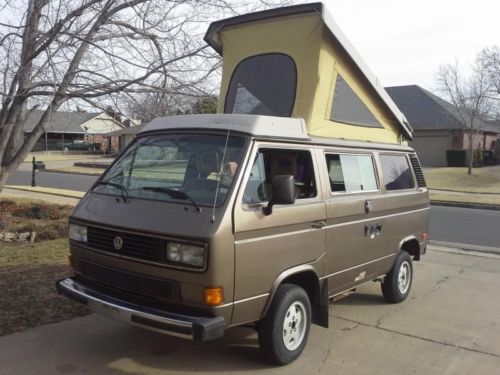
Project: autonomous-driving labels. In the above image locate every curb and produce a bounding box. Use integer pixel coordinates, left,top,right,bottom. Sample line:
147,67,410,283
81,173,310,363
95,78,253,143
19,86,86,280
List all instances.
43,168,102,176
430,200,500,211
428,240,500,256
4,185,84,199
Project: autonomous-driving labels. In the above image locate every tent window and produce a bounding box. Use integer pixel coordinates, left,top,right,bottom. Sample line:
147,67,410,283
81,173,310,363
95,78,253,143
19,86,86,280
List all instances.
225,54,296,117
330,74,382,128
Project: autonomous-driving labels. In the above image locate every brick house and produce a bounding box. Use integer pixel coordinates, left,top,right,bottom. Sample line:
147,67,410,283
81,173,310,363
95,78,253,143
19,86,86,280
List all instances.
386,85,500,167
23,110,125,152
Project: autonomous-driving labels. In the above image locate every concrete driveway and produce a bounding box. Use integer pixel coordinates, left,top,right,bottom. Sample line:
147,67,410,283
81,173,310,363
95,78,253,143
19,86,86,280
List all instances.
1,247,499,375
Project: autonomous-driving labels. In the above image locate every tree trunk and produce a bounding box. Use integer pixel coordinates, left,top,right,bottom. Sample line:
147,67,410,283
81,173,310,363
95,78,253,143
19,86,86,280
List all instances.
0,169,8,194
467,131,473,175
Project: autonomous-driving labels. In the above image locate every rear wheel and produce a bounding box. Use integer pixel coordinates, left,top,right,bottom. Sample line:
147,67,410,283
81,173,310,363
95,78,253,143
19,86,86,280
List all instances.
381,251,413,303
258,284,311,365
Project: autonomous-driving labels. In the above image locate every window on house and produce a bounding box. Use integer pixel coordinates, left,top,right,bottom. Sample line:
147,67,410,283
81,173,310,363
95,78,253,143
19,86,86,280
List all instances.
379,154,415,191
225,54,297,117
330,74,382,128
243,149,316,204
325,154,378,193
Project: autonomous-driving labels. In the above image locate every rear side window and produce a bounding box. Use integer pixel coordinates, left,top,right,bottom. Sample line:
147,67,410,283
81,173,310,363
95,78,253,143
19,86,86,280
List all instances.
379,154,415,191
224,54,297,117
325,154,378,193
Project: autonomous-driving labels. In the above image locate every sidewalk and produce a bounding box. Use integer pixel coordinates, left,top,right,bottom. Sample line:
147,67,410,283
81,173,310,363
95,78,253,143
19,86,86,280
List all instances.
1,188,82,206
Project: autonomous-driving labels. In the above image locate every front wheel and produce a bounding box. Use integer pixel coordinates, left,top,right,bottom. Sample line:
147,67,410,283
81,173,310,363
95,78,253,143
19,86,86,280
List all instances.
258,284,311,365
381,251,413,303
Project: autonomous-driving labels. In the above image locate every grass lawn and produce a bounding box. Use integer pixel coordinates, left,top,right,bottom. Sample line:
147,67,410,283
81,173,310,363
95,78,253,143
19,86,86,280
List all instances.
424,166,500,193
0,239,88,336
0,198,88,336
23,152,103,162
429,192,500,206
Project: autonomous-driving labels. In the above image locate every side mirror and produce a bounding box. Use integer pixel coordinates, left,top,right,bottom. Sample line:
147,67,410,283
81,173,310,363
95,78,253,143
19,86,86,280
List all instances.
263,175,295,216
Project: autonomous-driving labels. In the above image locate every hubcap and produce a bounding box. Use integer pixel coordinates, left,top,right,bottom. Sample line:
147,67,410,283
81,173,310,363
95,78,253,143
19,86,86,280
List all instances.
398,261,411,294
282,301,307,351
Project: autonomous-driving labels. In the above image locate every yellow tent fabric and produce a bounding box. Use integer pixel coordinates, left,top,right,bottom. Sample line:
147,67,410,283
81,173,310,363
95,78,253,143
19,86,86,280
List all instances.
206,4,411,144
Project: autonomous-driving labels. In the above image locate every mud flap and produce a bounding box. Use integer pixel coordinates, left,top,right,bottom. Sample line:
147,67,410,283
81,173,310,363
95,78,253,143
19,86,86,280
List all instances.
312,278,329,328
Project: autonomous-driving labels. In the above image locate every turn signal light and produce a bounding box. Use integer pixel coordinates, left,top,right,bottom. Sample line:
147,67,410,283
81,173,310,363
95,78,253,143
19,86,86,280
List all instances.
204,287,223,306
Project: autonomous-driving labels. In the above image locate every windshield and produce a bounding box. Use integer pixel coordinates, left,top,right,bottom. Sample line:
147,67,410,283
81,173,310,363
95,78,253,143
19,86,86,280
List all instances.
93,133,246,206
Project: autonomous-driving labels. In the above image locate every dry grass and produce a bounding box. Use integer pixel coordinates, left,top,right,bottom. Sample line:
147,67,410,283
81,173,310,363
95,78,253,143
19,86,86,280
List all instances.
0,239,88,336
23,152,103,162
429,192,500,206
424,166,500,193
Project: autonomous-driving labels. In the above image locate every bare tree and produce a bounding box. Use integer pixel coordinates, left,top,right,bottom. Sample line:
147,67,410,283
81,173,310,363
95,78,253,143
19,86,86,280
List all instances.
436,60,494,175
478,46,500,114
0,0,294,192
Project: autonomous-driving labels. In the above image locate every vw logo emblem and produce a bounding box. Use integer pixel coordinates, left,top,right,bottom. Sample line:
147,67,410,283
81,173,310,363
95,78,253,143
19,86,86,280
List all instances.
113,236,123,250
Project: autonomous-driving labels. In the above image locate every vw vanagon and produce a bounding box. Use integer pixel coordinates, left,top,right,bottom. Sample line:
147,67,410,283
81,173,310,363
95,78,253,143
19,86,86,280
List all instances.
57,3,429,365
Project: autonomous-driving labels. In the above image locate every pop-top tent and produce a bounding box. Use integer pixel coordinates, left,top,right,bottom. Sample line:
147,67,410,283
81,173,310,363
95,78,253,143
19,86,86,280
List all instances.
204,2,413,144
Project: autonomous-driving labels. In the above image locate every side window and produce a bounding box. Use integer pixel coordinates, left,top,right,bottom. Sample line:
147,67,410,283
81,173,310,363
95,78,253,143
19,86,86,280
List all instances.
325,154,378,193
330,74,382,128
243,149,317,204
379,154,415,191
225,54,297,117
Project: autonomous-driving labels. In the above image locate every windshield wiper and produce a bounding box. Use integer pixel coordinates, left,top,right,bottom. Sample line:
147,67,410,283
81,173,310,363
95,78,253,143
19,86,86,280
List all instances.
142,186,201,212
94,181,129,203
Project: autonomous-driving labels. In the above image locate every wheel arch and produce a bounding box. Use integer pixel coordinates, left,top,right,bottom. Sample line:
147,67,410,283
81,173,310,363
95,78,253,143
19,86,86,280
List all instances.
261,265,329,328
399,236,421,261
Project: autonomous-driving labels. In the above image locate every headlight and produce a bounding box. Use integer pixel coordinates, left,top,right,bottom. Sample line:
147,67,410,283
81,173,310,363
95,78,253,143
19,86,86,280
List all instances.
166,242,205,268
69,224,87,243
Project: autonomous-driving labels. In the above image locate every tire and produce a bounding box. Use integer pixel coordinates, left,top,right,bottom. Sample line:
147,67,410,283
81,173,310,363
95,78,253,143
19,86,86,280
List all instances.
381,251,413,303
258,284,311,365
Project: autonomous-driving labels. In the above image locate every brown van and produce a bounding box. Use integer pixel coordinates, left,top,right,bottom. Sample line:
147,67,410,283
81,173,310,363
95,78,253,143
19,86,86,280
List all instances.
57,3,429,366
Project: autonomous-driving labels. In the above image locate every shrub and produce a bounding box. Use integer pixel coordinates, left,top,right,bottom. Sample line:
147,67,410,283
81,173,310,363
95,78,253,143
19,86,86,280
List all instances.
12,204,70,220
0,199,17,212
472,149,483,168
446,150,467,167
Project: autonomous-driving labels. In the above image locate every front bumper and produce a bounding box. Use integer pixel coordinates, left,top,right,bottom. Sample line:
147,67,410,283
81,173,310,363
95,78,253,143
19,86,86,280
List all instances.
56,277,225,342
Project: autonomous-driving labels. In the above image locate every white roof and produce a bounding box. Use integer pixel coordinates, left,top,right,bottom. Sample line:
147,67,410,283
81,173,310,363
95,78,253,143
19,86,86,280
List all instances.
141,114,310,140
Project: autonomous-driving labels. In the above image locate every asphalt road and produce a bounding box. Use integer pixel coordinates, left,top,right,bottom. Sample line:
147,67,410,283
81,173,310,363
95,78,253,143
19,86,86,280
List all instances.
6,170,98,192
429,205,500,248
1,248,499,374
6,170,500,248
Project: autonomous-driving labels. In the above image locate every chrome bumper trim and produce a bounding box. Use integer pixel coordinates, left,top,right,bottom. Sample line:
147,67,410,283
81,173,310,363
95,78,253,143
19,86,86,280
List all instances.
56,277,224,341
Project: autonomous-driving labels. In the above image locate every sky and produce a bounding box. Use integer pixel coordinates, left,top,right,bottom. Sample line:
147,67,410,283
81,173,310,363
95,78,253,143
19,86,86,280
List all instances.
321,0,500,91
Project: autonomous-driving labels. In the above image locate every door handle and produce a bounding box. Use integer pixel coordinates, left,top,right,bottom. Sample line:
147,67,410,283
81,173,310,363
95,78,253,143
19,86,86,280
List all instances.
312,220,326,229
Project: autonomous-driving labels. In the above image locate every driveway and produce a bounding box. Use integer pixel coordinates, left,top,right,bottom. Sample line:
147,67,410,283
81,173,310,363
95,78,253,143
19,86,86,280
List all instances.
1,247,499,374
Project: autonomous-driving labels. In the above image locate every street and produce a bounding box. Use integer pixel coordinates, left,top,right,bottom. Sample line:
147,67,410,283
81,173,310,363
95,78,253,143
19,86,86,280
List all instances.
6,169,98,192
1,247,499,374
7,168,500,248
429,205,500,248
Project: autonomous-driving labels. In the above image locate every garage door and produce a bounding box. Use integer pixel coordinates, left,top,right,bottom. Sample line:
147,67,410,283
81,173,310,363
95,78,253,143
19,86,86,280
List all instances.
410,134,450,167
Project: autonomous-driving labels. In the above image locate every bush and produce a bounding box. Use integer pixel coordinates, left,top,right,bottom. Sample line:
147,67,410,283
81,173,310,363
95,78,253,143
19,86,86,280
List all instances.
472,149,483,168
446,150,467,167
12,203,70,220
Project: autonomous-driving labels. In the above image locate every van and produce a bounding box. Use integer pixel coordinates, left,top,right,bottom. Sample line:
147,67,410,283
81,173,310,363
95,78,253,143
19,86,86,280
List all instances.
56,3,429,365
57,113,429,364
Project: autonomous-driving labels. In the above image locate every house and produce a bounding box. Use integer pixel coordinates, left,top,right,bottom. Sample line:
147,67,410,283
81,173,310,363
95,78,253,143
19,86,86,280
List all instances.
22,110,125,152
110,124,145,151
386,85,500,167
204,2,412,144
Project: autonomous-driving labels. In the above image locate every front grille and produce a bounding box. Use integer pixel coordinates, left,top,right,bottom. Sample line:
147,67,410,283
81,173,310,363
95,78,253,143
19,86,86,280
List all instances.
87,226,163,262
79,261,179,300
409,155,426,187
